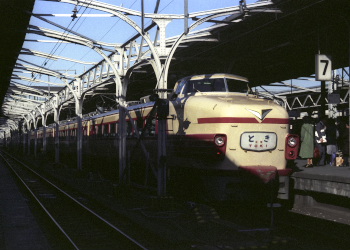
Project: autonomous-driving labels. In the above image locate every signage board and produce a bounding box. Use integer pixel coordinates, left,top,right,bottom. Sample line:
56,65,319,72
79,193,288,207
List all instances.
315,54,332,81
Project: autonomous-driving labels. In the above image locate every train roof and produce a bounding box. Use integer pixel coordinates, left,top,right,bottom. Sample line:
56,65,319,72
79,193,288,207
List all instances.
86,102,155,121
183,73,249,82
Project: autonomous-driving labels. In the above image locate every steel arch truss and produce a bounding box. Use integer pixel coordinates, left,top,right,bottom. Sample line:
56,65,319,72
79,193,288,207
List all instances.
3,0,276,123
2,0,281,196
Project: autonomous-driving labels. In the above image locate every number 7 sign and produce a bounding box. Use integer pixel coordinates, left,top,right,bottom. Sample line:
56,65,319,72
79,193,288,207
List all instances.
315,54,332,81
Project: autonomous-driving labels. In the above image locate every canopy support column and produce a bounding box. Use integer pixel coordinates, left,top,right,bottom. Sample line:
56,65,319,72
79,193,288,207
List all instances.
118,105,127,184
53,96,61,164
76,98,84,171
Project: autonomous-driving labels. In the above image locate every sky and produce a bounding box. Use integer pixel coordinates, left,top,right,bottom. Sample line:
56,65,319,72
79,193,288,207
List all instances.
18,0,257,86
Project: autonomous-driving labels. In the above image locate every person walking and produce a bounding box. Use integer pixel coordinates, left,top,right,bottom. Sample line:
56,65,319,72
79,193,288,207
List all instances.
315,116,327,166
299,116,314,167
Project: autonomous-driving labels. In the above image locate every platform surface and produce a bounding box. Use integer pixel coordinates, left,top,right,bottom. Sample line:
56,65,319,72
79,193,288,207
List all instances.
0,160,52,250
293,159,350,184
292,159,350,197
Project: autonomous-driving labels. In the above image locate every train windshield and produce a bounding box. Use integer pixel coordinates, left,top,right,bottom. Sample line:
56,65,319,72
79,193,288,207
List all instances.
183,77,249,94
186,78,226,93
225,78,250,93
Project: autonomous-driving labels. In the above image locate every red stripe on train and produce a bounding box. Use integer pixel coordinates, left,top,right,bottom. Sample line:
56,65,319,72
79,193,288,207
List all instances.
197,117,289,124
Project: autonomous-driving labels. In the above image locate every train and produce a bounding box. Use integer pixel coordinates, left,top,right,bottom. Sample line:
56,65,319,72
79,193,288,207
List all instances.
19,73,299,203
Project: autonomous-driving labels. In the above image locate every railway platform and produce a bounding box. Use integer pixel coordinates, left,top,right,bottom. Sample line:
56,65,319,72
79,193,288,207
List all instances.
291,159,350,225
0,160,52,250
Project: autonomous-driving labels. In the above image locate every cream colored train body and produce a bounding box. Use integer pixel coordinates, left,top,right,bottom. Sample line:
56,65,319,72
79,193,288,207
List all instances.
168,74,291,170
166,74,299,200
33,73,298,201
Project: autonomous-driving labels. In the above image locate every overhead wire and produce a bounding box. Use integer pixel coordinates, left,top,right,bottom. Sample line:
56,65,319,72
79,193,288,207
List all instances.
67,0,138,70
28,0,94,85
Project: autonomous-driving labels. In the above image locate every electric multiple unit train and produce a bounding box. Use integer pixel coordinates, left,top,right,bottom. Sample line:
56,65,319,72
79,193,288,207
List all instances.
28,73,299,202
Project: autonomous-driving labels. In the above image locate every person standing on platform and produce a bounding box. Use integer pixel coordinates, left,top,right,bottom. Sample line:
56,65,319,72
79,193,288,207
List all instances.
315,116,327,166
299,116,315,168
344,122,349,166
326,118,338,166
338,119,349,166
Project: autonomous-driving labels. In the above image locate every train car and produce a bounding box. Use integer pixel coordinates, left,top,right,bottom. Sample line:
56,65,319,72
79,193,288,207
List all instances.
27,73,299,203
82,102,157,179
166,73,299,202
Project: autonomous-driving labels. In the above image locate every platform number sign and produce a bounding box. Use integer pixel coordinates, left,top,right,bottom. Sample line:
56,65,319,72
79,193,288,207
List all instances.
315,54,332,81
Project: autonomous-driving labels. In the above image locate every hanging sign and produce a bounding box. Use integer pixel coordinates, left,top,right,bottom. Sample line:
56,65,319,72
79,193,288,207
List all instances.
315,54,332,81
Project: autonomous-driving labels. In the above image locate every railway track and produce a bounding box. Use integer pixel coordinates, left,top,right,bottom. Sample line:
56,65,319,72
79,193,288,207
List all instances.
3,149,349,250
0,151,150,250
0,150,288,250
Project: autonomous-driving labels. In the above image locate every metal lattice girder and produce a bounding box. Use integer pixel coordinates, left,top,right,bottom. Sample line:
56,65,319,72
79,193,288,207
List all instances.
9,81,51,96
26,20,124,101
16,59,73,80
278,83,350,111
20,48,97,65
11,75,65,86
28,24,117,51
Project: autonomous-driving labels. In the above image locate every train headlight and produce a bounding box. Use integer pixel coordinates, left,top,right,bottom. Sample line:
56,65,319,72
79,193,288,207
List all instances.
214,135,226,147
287,136,297,147
285,134,300,160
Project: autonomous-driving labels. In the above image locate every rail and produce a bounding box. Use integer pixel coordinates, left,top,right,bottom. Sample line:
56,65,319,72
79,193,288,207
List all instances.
0,150,148,250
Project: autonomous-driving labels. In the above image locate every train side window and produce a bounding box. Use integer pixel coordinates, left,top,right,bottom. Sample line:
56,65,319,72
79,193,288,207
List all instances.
90,125,96,136
97,125,102,137
175,79,186,95
95,125,98,135
83,127,87,136
136,117,144,136
103,124,109,136
126,121,132,137
110,123,116,136
142,115,155,137
148,118,156,136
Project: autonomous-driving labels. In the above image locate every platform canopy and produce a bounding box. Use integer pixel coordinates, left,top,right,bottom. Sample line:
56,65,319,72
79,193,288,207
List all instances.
0,1,35,105
0,0,349,126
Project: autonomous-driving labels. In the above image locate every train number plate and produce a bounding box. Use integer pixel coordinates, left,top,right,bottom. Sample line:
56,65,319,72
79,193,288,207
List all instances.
240,132,277,151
